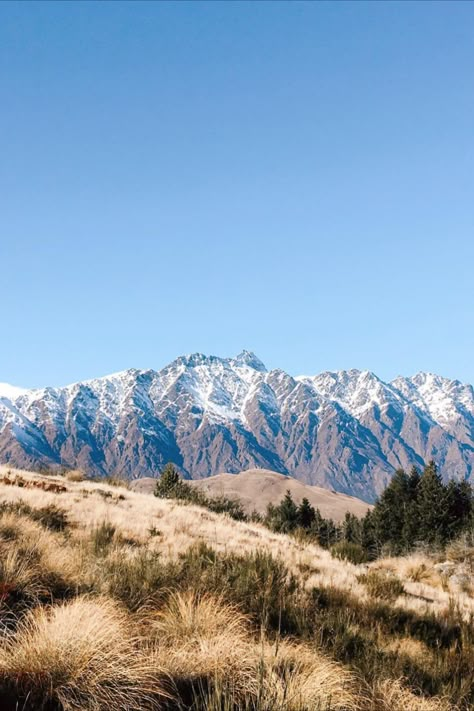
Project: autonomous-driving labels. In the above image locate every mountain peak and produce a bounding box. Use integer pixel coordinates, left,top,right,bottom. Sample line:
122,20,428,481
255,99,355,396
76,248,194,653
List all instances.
231,350,267,372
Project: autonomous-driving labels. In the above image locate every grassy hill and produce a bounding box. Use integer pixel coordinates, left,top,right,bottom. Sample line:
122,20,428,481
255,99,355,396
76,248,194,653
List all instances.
0,465,473,710
130,468,372,521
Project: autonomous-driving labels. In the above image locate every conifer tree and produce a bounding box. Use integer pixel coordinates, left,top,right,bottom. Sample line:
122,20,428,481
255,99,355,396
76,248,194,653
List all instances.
154,463,191,500
360,509,378,559
297,497,316,529
444,479,473,540
342,512,362,544
310,509,338,547
402,466,421,547
278,490,299,532
266,490,299,533
417,461,446,544
372,468,410,552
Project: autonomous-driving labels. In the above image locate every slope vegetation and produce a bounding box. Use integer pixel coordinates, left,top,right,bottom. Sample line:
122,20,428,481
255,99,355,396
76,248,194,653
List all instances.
0,466,473,710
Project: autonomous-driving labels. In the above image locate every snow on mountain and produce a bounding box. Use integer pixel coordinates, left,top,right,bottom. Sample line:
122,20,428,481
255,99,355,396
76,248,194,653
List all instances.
0,352,472,502
0,383,28,400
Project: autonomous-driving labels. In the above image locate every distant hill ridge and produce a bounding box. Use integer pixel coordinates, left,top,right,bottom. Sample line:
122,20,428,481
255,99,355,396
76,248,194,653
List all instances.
130,468,371,523
0,351,473,501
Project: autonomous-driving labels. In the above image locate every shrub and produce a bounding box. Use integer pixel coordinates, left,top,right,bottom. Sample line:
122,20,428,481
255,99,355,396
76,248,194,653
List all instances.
357,570,405,602
91,522,116,556
331,541,369,565
30,504,69,532
204,495,247,521
0,501,69,532
175,544,304,635
97,549,175,610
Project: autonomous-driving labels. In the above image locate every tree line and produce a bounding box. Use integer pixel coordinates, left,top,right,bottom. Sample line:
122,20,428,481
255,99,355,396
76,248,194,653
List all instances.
265,461,473,560
155,461,474,561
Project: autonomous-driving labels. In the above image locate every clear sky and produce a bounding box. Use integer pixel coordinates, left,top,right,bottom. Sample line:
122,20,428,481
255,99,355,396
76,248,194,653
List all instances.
1,1,473,388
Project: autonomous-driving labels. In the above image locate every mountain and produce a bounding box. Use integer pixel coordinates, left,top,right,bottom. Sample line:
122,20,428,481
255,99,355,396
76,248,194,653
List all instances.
0,351,472,501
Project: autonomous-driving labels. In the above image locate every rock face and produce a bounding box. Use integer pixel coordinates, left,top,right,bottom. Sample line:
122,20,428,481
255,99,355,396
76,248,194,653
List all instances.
0,352,473,502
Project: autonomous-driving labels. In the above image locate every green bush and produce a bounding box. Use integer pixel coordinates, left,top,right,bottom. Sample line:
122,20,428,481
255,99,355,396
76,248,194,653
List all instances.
204,495,247,521
91,522,116,556
0,501,69,532
357,570,404,602
330,541,368,565
30,504,69,532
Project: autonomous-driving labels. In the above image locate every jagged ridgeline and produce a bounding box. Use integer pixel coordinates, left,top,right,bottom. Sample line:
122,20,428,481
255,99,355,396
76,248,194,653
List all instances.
0,351,472,501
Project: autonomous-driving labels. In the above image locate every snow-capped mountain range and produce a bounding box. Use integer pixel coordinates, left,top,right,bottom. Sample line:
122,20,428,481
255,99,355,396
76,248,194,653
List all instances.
0,351,472,502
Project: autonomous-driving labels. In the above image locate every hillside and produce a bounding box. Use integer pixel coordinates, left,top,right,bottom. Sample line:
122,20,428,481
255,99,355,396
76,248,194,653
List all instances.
1,466,474,710
0,352,473,501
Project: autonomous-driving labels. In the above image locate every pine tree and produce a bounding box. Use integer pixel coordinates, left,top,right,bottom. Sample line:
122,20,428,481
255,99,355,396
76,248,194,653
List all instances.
372,468,410,553
297,497,316,529
360,510,378,559
444,479,473,541
154,463,187,499
278,490,299,532
266,490,299,533
407,465,421,495
417,461,446,544
402,466,422,548
310,509,337,547
342,512,362,544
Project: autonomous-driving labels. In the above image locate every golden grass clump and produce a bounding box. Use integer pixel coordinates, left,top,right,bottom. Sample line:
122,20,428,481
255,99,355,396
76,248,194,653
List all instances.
65,469,85,483
260,640,365,711
0,512,82,607
357,569,405,602
152,592,364,711
154,590,249,646
0,596,162,711
373,678,453,711
153,591,256,696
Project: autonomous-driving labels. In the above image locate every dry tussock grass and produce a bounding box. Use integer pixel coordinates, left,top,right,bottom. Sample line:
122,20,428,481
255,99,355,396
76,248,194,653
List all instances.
261,640,365,710
374,678,453,711
0,596,163,711
382,636,434,664
64,469,85,483
152,592,258,699
0,511,83,607
0,467,469,710
1,465,473,621
152,592,365,711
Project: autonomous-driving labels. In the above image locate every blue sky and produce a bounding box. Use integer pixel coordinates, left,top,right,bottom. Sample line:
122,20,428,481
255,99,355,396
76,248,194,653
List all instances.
1,1,473,388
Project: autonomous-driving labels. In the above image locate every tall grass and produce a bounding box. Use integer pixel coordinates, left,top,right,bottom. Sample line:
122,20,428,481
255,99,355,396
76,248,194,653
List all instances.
0,597,162,711
1,468,473,710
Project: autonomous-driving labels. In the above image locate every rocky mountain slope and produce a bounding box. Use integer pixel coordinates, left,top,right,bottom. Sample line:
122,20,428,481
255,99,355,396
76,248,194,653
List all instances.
0,351,472,501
